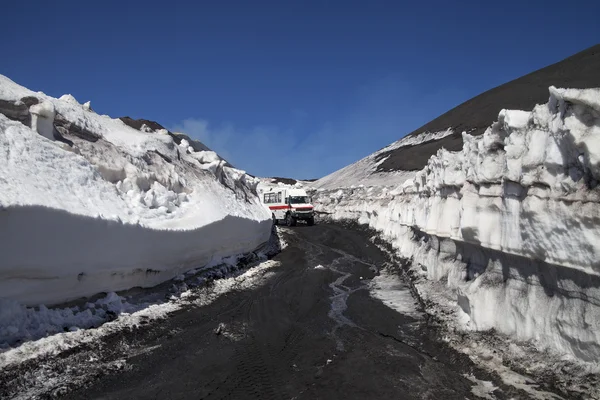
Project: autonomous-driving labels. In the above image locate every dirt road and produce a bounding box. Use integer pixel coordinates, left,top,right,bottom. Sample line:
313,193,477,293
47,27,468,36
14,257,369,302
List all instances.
4,223,543,399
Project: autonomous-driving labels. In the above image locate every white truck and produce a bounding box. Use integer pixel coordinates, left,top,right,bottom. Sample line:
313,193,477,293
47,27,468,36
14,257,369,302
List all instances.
262,188,315,226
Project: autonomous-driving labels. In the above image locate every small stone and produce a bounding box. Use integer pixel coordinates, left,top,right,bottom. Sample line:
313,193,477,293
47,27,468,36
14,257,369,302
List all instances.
214,323,225,335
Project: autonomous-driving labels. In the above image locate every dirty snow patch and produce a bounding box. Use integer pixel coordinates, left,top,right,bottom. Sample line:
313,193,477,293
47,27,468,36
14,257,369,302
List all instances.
464,374,498,399
369,270,422,318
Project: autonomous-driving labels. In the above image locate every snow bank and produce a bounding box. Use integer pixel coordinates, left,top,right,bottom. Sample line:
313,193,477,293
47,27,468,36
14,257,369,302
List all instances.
0,75,271,306
311,86,600,363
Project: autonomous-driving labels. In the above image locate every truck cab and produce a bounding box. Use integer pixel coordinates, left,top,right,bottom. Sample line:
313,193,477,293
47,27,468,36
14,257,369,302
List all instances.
262,188,315,226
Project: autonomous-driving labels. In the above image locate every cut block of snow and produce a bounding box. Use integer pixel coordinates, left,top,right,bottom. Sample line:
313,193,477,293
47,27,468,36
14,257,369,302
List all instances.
192,150,221,164
29,100,55,140
499,109,530,130
59,94,80,105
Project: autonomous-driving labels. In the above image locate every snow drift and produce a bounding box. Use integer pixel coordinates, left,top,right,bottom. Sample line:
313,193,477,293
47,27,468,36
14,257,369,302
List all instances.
311,86,600,362
0,75,271,306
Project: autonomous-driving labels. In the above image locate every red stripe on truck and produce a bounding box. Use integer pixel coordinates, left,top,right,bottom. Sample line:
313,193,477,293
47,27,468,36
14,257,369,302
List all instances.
268,205,291,210
267,205,313,211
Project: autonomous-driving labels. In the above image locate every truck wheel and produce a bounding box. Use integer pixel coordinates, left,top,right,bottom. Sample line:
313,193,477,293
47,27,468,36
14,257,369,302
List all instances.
307,217,314,226
286,213,293,227
272,214,278,225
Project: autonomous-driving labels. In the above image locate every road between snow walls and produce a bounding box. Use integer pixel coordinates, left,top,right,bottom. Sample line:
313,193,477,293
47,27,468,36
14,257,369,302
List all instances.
309,86,600,399
0,74,273,338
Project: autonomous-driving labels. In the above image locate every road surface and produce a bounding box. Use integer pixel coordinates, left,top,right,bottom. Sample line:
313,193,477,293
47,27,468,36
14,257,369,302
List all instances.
4,223,542,399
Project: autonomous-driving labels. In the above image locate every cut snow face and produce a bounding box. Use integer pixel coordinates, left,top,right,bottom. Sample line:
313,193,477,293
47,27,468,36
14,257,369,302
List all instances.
0,74,271,307
310,85,600,397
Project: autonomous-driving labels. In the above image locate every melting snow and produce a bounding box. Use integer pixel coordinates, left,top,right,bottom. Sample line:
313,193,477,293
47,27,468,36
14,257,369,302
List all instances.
369,271,422,318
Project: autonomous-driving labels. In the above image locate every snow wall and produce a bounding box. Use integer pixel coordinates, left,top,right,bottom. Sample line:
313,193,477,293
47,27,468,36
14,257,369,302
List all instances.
0,75,271,306
311,87,600,362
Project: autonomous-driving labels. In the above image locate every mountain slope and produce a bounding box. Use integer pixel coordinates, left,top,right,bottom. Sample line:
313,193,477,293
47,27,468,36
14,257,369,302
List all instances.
376,44,600,173
314,44,600,190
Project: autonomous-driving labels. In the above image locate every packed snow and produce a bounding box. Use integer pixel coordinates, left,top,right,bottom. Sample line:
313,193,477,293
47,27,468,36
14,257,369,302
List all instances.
310,86,600,396
0,74,271,307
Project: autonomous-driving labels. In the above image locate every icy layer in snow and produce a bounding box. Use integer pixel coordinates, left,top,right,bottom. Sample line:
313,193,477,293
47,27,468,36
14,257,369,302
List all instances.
312,129,453,190
0,74,271,306
311,86,600,364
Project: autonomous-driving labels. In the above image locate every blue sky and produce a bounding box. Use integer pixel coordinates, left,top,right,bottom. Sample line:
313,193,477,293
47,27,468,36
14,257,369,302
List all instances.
2,0,599,179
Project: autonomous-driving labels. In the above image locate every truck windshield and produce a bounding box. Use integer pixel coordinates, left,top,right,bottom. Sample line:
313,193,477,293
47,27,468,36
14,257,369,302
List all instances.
289,196,308,204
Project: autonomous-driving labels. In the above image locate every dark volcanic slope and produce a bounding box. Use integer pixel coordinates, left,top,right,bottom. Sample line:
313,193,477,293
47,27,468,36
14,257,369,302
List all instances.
376,44,600,172
119,116,166,132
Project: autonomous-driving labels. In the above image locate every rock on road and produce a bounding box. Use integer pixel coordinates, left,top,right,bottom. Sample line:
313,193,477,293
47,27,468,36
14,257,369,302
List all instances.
7,223,547,399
